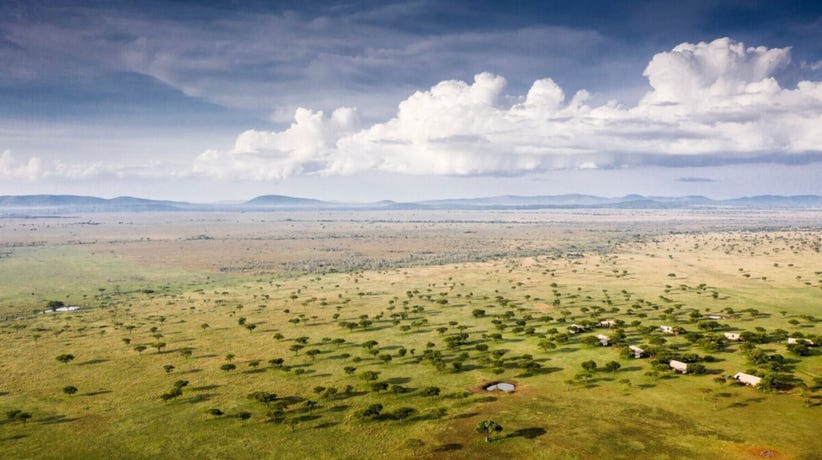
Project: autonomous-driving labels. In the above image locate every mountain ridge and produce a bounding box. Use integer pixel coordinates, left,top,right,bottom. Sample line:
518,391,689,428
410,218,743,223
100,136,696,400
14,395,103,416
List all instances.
1,193,821,213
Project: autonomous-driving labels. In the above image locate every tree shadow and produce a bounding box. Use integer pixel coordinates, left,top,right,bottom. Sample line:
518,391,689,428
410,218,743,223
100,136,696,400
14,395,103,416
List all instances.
506,427,547,439
432,443,462,452
327,405,350,412
82,390,112,396
77,359,109,366
314,422,339,429
39,415,79,425
532,364,559,375
332,391,368,400
556,347,579,353
451,412,479,419
2,434,28,441
279,396,305,406
459,364,482,372
191,385,219,391
385,377,411,384
188,393,215,404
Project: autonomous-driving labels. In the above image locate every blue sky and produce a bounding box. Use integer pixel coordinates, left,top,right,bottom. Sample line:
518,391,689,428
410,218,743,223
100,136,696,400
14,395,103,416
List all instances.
1,0,821,202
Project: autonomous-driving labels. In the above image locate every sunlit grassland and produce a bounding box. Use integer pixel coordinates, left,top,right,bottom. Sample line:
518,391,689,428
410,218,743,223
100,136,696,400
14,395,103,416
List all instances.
0,230,819,459
0,246,207,314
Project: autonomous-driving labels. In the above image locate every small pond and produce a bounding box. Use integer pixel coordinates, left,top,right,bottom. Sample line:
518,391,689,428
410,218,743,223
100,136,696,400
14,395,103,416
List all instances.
484,382,516,392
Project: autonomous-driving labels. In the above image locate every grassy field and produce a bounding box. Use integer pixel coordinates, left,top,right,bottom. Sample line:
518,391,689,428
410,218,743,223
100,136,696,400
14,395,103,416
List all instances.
0,214,820,459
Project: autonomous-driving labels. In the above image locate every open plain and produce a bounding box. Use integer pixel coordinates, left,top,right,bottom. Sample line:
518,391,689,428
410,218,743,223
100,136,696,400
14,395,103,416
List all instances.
1,209,820,459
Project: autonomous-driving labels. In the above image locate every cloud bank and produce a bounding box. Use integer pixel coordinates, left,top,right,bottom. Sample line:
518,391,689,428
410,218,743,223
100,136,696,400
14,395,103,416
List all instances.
193,38,822,180
4,38,822,182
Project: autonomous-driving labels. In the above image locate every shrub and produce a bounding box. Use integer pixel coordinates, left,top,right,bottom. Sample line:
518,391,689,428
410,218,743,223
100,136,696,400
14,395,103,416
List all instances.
420,386,440,396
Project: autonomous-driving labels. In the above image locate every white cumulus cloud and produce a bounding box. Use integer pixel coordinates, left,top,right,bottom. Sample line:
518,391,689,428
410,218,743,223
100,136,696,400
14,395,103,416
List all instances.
1,150,44,180
193,107,360,180
194,37,822,180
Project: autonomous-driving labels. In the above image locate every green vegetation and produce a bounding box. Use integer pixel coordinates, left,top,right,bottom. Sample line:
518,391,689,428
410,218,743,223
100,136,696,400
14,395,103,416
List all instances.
0,220,820,459
475,419,504,442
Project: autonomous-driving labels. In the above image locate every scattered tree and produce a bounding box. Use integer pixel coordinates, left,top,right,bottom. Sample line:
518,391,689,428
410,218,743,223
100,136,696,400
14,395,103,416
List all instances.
475,419,504,442
62,385,78,396
581,360,597,372
604,361,622,373
56,354,75,365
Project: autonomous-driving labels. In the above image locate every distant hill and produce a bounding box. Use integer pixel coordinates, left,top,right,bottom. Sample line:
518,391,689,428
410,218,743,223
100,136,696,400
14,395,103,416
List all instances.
244,195,329,207
0,194,108,207
723,195,822,207
416,194,616,208
0,195,198,212
1,193,821,213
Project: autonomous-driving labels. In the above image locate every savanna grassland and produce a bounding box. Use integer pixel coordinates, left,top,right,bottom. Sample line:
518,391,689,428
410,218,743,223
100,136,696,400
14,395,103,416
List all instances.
0,210,820,459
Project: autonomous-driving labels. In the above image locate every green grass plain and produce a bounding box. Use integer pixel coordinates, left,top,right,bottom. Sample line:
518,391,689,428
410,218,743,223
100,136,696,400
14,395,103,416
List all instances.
0,218,820,459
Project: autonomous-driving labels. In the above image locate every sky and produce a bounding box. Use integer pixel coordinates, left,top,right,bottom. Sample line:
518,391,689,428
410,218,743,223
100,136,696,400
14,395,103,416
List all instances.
1,0,821,202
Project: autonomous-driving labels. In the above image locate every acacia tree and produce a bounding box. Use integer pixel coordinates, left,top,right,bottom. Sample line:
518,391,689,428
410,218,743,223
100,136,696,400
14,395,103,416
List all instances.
62,385,78,395
248,391,277,407
538,340,557,352
306,349,321,360
475,419,503,442
56,354,75,365
303,400,318,412
604,361,622,373
289,344,304,355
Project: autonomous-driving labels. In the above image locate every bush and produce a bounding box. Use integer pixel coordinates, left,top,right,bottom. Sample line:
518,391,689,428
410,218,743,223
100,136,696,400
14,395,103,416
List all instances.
758,372,795,392
391,407,417,420
686,363,707,375
355,404,383,419
420,386,440,396
786,343,811,356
